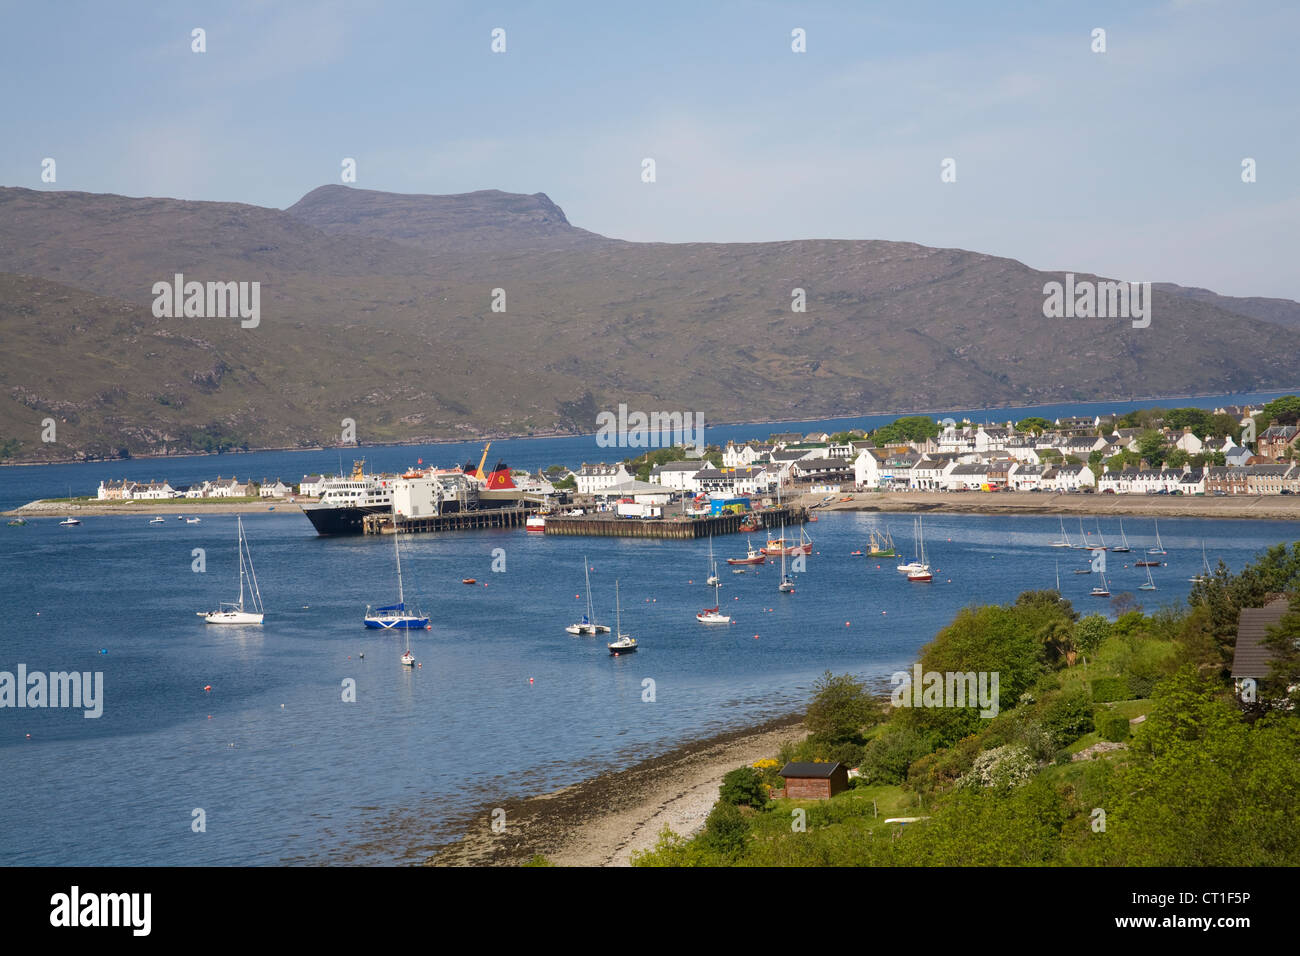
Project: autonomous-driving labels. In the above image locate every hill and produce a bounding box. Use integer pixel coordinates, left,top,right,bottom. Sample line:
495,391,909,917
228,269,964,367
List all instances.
0,184,1296,462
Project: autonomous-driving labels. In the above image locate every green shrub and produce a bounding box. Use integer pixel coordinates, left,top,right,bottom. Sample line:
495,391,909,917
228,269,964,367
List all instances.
1091,676,1131,703
1098,712,1131,742
701,801,750,858
1041,691,1095,748
719,766,768,808
858,725,931,785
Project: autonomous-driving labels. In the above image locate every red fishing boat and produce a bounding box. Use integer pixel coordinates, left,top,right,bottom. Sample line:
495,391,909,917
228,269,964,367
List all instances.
726,536,767,565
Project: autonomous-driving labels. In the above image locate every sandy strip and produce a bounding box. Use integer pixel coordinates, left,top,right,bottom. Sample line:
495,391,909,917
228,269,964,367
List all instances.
798,490,1300,521
426,714,805,867
5,500,306,517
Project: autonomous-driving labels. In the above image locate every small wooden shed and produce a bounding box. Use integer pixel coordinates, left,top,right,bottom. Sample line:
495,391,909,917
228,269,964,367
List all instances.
778,761,850,800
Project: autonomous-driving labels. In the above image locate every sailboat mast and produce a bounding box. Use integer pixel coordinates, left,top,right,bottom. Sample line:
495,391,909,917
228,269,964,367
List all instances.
236,517,246,611
393,519,405,607
584,557,595,622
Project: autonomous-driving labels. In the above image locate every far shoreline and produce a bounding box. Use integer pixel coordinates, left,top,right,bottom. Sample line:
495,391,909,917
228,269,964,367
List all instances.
10,490,1300,521
3,386,1296,467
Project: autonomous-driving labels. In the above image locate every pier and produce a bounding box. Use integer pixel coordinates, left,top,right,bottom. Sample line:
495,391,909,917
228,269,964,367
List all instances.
543,506,807,539
363,507,532,534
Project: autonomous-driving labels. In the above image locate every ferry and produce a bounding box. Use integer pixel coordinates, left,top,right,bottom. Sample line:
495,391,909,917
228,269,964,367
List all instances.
300,461,395,536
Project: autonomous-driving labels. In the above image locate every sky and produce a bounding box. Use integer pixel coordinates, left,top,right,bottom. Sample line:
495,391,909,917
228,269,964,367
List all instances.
3,0,1297,299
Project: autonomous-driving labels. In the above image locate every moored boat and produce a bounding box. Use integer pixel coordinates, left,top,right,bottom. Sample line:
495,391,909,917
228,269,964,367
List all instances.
203,516,264,624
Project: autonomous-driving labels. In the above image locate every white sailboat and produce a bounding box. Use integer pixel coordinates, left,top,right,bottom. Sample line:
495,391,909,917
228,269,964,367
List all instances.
897,516,926,574
697,572,731,624
1139,563,1157,591
706,534,721,587
907,516,933,582
1112,519,1131,553
203,516,264,624
566,557,610,634
607,580,638,654
778,520,796,592
1147,518,1167,555
1189,540,1212,584
1050,516,1071,548
1090,570,1111,597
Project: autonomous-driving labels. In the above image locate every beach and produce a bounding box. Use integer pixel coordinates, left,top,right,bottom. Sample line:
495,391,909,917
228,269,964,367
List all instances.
426,714,805,867
798,490,1300,521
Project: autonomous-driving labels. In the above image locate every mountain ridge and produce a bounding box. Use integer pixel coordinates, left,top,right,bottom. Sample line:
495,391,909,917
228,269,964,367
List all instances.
0,184,1295,462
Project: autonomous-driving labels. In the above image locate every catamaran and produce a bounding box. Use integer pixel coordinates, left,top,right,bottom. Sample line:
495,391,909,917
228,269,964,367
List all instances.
363,521,429,629
202,516,264,624
1147,518,1167,555
726,536,766,565
607,580,638,654
1112,519,1131,553
567,557,610,635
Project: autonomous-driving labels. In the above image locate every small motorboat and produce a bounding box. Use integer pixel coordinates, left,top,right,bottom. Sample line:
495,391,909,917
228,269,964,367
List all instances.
186,517,201,524
731,568,747,574
525,514,546,533
59,517,81,526
850,550,864,557
462,578,477,585
150,516,166,524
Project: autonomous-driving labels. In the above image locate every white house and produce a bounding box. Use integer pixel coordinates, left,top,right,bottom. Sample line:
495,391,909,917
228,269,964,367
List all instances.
1041,464,1095,491
575,463,633,495
208,477,249,498
854,448,885,489
128,480,176,500
1007,463,1046,491
649,460,705,491
260,479,291,498
299,475,327,496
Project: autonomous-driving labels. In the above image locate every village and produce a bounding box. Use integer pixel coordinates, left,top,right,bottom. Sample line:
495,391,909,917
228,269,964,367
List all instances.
569,403,1300,500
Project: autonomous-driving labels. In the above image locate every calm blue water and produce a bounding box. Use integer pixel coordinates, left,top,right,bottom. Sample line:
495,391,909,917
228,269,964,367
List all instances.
3,506,1298,865
1,388,1293,510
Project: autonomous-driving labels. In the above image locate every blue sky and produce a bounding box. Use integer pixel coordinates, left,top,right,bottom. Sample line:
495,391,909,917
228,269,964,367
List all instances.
3,0,1297,298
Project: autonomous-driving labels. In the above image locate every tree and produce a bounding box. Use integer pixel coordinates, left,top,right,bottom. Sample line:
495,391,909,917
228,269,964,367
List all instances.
805,671,876,741
872,416,941,445
1259,395,1300,427
1261,594,1300,706
1137,430,1167,466
1074,614,1111,667
1017,417,1051,435
1088,450,1103,470
1165,448,1189,468
1165,407,1213,436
